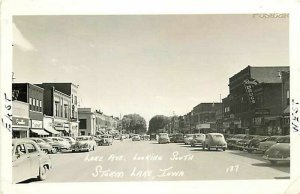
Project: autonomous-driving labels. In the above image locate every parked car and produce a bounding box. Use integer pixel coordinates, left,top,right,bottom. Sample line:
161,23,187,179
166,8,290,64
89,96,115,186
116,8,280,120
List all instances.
150,133,157,140
235,135,259,151
169,134,175,143
30,138,55,154
158,133,170,144
263,135,290,164
245,136,269,153
203,133,227,151
183,134,194,145
12,138,52,183
142,134,150,141
132,134,141,141
72,136,97,152
174,133,184,143
62,136,76,145
226,134,248,149
42,137,71,152
99,134,113,145
190,133,206,147
93,136,102,146
258,136,284,153
224,134,234,141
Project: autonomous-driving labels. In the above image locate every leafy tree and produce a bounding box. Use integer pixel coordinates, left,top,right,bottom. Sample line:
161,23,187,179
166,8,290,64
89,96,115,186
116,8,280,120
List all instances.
122,114,147,134
148,115,170,134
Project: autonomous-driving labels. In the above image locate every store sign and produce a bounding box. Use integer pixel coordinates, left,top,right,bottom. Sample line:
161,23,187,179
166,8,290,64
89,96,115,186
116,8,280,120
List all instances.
13,117,29,126
255,109,270,115
243,78,259,104
31,120,43,128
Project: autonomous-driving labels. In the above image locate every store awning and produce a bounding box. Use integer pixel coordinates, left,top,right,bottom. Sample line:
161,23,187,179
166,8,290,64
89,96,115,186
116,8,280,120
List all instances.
44,127,60,134
13,127,29,131
31,129,49,135
54,126,68,132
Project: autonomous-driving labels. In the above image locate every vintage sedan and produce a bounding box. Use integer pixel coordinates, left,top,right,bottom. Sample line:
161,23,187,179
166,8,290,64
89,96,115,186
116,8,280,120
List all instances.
226,134,247,150
174,133,184,143
169,134,175,143
258,136,284,153
158,133,170,144
30,138,55,154
132,134,141,141
203,133,227,151
72,136,97,152
245,136,269,153
235,135,259,151
183,134,194,145
263,135,290,164
43,137,71,152
62,136,76,145
190,133,206,147
12,138,52,183
99,134,113,145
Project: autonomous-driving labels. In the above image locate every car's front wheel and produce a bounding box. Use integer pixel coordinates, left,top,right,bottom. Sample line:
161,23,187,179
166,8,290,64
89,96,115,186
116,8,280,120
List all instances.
223,148,226,151
38,165,48,181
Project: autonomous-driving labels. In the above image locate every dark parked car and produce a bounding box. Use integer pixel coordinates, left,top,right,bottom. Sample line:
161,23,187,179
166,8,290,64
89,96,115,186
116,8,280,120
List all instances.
174,133,184,143
235,135,259,151
263,135,290,164
245,136,269,153
227,134,248,149
30,138,55,154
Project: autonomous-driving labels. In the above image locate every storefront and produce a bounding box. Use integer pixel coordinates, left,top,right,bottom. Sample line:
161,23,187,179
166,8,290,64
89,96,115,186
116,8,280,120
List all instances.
44,116,59,136
53,119,69,136
30,119,49,137
12,101,30,138
12,117,30,138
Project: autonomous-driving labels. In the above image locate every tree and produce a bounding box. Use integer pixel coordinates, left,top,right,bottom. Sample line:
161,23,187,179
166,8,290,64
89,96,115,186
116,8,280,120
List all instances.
122,114,147,134
148,115,170,134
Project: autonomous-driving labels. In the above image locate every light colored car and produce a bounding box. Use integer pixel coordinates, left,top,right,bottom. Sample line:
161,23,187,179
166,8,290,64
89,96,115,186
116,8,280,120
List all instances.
43,137,71,152
30,138,55,154
158,133,170,144
258,136,284,153
12,138,52,183
263,135,290,164
190,133,206,147
203,133,227,151
72,136,97,152
132,134,141,141
100,134,113,145
62,136,76,145
184,134,194,145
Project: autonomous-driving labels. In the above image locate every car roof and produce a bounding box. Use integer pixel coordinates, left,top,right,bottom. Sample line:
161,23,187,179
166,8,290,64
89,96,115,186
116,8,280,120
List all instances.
12,138,36,144
208,133,223,135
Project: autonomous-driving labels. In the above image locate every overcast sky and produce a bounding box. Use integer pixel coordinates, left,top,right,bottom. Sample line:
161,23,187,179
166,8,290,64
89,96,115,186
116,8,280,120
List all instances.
13,15,289,123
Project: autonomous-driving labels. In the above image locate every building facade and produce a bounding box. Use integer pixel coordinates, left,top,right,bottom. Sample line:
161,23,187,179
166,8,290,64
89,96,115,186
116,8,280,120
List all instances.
222,66,289,135
192,103,222,133
12,100,30,138
39,83,79,137
12,83,48,137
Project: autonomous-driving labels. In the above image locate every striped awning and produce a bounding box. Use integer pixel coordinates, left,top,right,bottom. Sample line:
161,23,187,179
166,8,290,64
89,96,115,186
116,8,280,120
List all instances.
31,129,49,135
44,126,60,134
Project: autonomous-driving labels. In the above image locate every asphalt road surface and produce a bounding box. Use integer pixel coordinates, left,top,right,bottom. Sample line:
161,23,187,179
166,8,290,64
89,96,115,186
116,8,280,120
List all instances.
30,139,289,183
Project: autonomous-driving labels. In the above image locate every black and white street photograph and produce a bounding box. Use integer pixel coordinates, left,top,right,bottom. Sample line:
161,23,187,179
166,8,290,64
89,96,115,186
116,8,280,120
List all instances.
9,14,291,184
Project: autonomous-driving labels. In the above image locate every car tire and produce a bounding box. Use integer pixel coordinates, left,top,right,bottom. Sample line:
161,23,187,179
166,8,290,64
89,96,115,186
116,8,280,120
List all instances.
247,149,252,153
202,144,205,150
223,148,226,151
207,145,210,151
38,165,48,181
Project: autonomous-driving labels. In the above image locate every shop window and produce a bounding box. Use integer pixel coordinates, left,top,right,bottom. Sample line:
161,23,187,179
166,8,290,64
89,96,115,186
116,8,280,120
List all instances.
29,98,33,110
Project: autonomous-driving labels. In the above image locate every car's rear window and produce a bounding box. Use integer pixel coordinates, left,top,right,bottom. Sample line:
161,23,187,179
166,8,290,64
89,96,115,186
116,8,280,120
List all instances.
277,136,290,143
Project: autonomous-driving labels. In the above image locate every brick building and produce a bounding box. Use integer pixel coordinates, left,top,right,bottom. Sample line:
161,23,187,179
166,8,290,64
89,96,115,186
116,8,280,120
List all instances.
222,66,289,135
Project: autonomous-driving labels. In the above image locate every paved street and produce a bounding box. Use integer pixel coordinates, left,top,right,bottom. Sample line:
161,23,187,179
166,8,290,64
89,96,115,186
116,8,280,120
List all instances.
32,139,289,183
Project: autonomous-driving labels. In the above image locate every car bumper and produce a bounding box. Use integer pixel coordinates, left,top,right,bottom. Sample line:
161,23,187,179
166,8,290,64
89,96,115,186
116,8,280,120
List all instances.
210,145,227,148
263,155,290,161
